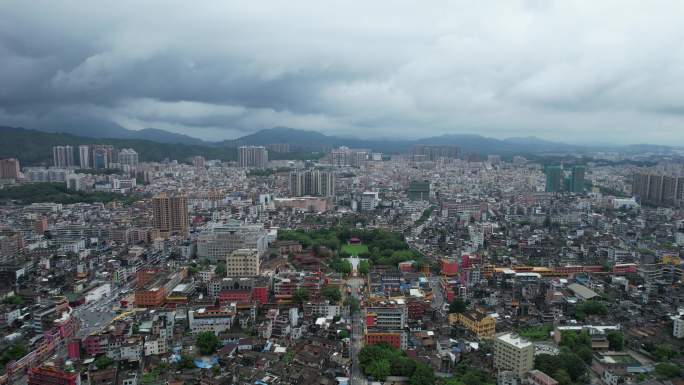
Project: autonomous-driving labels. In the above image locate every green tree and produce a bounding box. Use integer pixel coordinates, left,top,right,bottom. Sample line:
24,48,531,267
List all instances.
177,355,195,370
449,298,467,313
358,260,370,274
2,296,24,305
559,330,591,350
534,354,557,375
340,260,352,275
0,344,27,368
535,353,586,383
367,359,391,380
552,369,572,385
443,379,465,385
460,369,491,385
559,352,586,382
606,331,624,351
390,356,416,376
653,345,678,361
321,287,342,303
654,362,681,378
3,295,26,306
214,262,226,277
575,300,607,320
292,287,310,304
409,362,435,385
94,355,114,369
575,346,593,365
195,331,221,355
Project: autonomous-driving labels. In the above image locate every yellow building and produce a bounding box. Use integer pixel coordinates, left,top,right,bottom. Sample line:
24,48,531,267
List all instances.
449,310,496,339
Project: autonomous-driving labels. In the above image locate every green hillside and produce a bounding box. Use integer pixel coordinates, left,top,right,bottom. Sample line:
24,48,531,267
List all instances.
0,126,237,165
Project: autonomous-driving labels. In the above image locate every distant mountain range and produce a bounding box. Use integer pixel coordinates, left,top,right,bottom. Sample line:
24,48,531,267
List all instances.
24,121,581,153
224,127,588,154
0,125,680,165
36,122,210,146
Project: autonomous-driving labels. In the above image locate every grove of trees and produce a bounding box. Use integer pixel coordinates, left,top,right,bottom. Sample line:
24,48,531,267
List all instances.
358,343,434,385
279,227,423,267
195,331,221,355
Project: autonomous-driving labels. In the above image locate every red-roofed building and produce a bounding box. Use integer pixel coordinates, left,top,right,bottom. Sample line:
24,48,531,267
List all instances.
28,366,80,385
441,259,458,276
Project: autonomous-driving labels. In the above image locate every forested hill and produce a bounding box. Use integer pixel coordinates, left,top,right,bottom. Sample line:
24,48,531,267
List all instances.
0,126,238,165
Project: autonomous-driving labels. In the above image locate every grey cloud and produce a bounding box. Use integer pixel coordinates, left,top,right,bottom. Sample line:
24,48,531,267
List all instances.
1,0,684,143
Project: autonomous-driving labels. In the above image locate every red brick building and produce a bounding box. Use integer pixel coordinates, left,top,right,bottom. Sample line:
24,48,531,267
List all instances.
365,331,406,350
28,366,80,385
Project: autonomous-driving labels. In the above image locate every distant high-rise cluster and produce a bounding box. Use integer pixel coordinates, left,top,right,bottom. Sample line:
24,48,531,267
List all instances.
544,165,563,193
0,158,20,180
78,145,90,169
192,156,205,172
238,146,268,167
568,165,586,193
632,172,684,207
62,144,138,171
288,169,335,197
329,147,369,167
544,165,585,193
266,143,290,153
152,193,188,237
52,145,75,167
412,144,460,161
91,145,114,170
118,148,139,166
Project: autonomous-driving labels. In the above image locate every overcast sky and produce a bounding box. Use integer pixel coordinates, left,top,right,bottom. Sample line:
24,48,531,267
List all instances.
1,1,684,144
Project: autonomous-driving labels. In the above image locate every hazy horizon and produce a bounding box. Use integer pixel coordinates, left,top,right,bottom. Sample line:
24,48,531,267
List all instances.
2,1,684,144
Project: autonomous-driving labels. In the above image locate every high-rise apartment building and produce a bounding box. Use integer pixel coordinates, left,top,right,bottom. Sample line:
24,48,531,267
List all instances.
118,148,139,166
569,165,586,193
633,172,684,207
544,165,562,193
413,144,460,160
238,146,268,167
0,158,20,179
91,145,115,170
193,156,205,172
329,147,369,167
288,169,335,197
494,333,534,379
52,145,75,167
152,193,188,237
78,145,90,169
225,248,260,277
266,143,290,153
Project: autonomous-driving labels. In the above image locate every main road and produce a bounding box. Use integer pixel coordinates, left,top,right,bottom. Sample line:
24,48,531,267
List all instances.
347,277,366,385
74,252,165,338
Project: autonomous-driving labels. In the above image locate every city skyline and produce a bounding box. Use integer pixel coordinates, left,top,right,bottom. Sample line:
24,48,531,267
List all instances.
1,2,684,385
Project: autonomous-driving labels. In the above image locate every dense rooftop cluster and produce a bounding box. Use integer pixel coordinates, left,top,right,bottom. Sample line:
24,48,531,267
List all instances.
0,145,682,385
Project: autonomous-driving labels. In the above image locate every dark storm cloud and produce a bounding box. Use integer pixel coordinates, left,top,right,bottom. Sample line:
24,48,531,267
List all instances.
1,0,684,143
